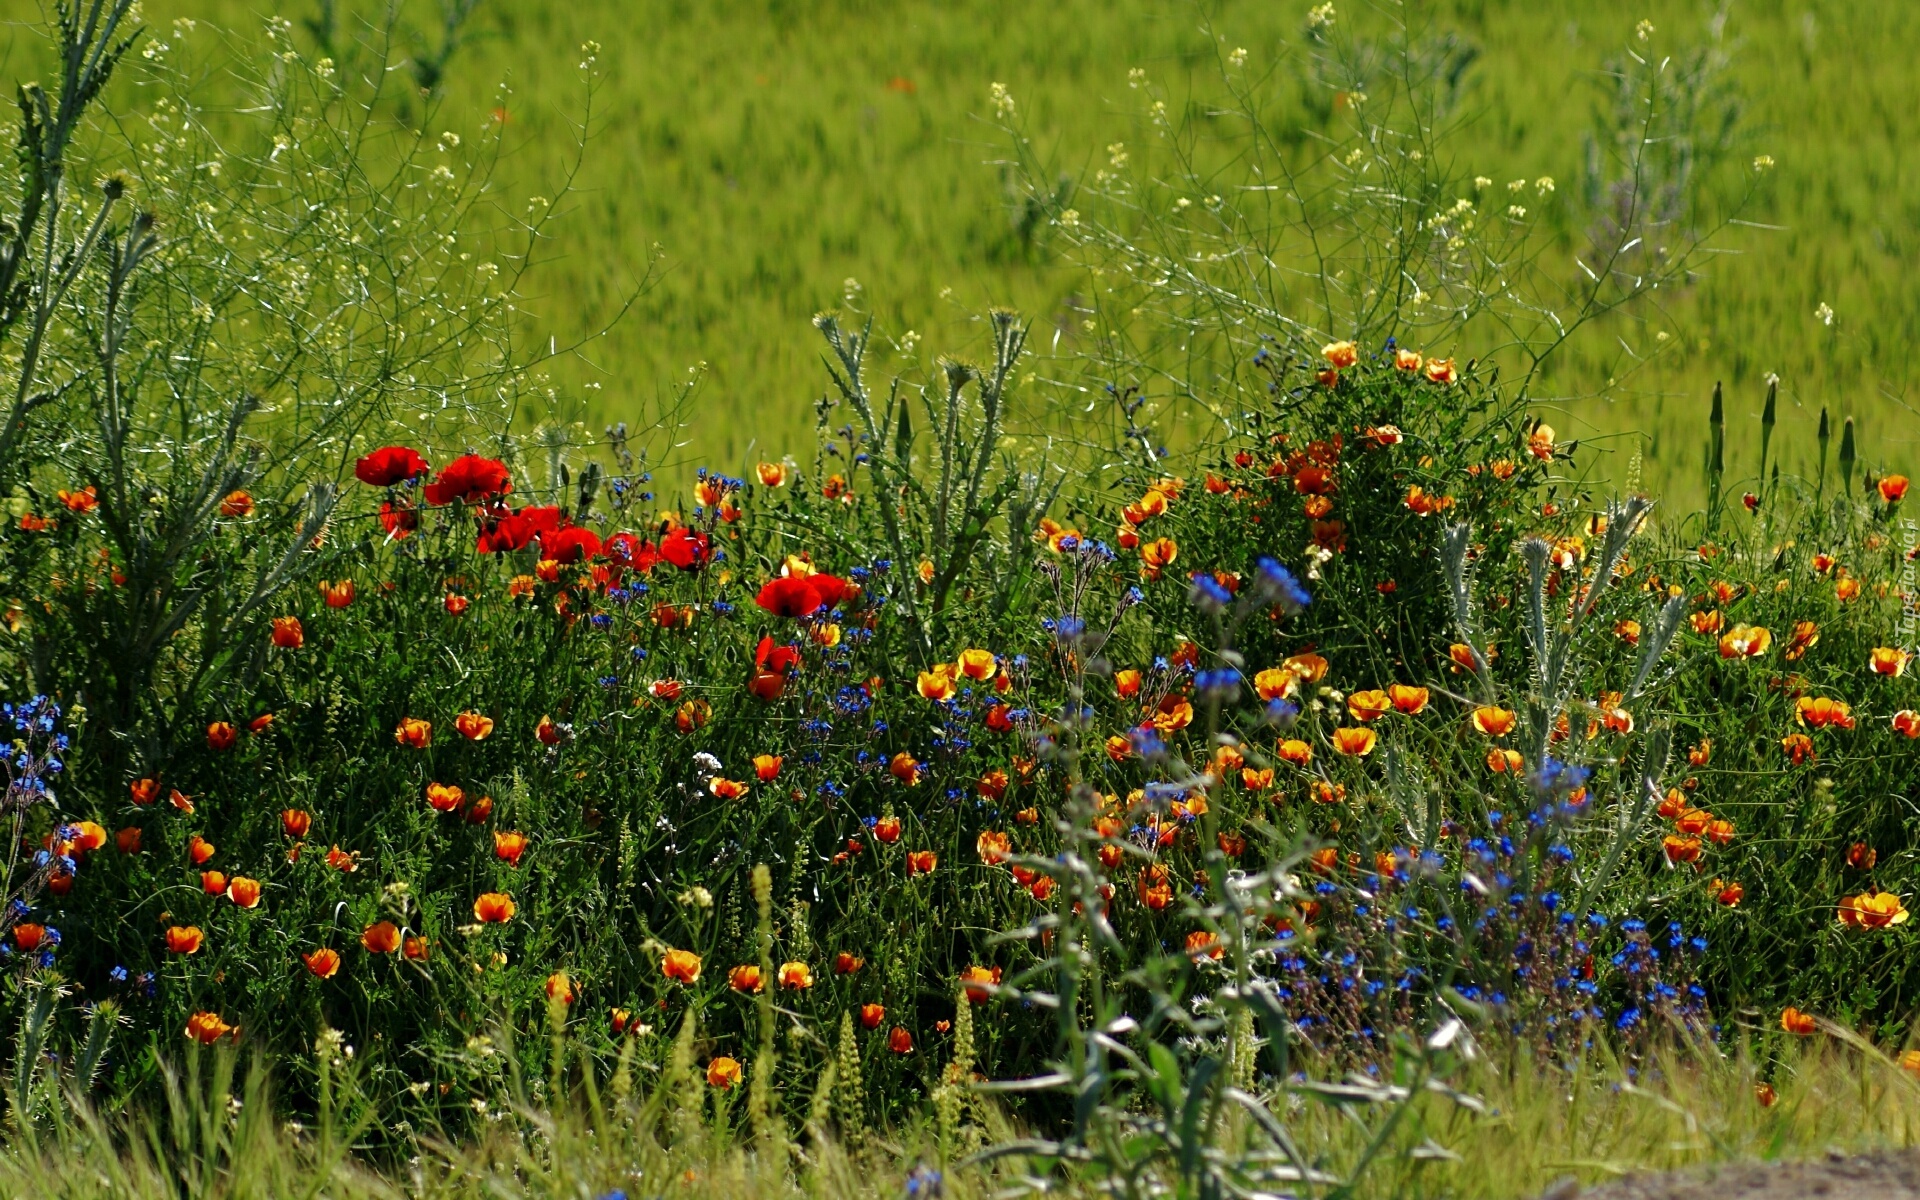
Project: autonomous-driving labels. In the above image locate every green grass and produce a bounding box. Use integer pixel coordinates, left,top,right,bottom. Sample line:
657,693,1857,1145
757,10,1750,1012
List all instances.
5,0,1911,492
8,1033,1920,1199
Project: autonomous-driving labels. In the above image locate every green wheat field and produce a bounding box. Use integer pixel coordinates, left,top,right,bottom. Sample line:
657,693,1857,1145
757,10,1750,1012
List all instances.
4,0,1913,488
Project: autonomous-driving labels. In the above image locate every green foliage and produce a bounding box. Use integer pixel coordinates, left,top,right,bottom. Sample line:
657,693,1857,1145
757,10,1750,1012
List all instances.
17,0,1912,499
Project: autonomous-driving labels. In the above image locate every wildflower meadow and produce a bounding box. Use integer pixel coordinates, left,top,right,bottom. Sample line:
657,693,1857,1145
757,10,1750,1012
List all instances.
1,3,1919,1198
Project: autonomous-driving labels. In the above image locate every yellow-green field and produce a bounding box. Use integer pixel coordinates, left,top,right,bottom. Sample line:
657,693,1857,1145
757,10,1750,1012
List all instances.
8,0,1913,490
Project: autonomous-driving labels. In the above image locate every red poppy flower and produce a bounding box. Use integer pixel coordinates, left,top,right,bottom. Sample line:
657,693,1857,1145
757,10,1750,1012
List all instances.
423,454,512,506
660,528,712,571
354,446,430,486
755,576,827,618
755,636,802,674
605,532,658,571
539,524,603,564
476,505,561,553
378,500,418,539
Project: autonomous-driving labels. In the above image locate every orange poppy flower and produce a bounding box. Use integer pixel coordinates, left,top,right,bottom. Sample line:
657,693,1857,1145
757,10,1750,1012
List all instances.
184,1012,237,1045
455,711,494,740
1613,619,1642,645
1345,690,1391,723
1310,778,1346,805
1718,625,1771,659
916,668,957,701
834,952,863,975
1321,340,1358,368
403,936,430,961
1152,694,1194,733
1283,652,1329,684
494,831,529,866
1448,643,1484,673
1140,538,1179,579
907,850,938,876
779,961,814,990
1277,739,1312,767
129,777,160,806
1795,696,1855,730
1895,710,1920,739
270,616,304,649
1848,843,1879,870
976,830,1011,865
1690,610,1723,635
1782,733,1816,764
473,892,517,924
709,777,748,800
1471,706,1516,736
1331,727,1378,757
1426,357,1458,385
1185,930,1223,961
1656,789,1687,819
200,870,228,896
887,1026,915,1054
425,782,465,814
281,809,312,838
706,1057,742,1089
661,947,701,983
1836,577,1861,602
12,924,46,951
886,752,924,787
1780,1007,1816,1036
1715,880,1744,907
956,648,998,681
874,816,902,844
1253,667,1297,702
206,721,238,752
188,835,215,866
166,925,205,954
756,461,788,487
1870,647,1911,677
115,827,142,854
1779,620,1819,661
1387,684,1429,714
318,579,355,608
227,877,262,908
325,845,358,872
170,788,196,814
361,921,401,954
1114,668,1143,698
1839,891,1910,929
1880,474,1910,504
1486,748,1523,774
1241,767,1274,790
303,948,342,979
753,754,784,782
961,964,1002,1003
1688,739,1713,766
1661,835,1701,865
1704,819,1735,846
393,717,432,748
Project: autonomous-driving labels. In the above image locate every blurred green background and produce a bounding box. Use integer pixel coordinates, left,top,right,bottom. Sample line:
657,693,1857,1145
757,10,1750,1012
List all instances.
1,0,1913,492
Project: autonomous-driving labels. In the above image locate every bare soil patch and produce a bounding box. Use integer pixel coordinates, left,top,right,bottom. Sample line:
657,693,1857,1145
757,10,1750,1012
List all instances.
1542,1149,1920,1200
